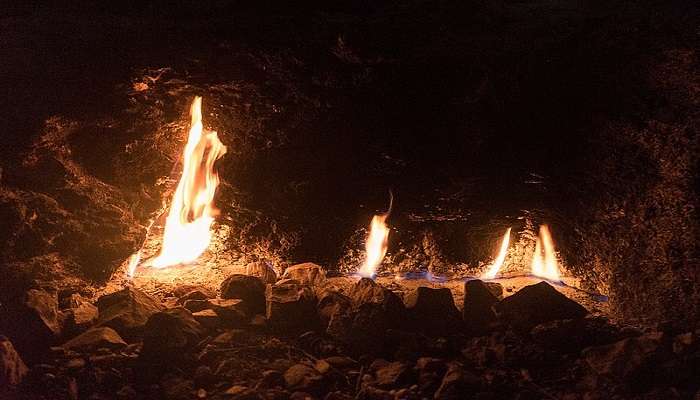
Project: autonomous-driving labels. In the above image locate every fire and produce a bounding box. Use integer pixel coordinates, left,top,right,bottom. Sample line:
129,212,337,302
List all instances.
531,224,561,281
357,194,393,278
151,97,227,268
481,227,511,279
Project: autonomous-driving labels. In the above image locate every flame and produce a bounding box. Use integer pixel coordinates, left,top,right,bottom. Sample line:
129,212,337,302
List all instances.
151,97,227,268
127,251,141,278
481,227,511,279
358,193,393,278
531,224,561,281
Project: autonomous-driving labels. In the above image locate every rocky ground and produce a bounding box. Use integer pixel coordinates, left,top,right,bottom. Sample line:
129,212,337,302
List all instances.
2,263,698,399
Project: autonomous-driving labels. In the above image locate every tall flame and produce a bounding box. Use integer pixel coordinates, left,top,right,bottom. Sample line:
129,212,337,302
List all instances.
481,227,511,279
151,97,227,268
531,224,560,281
357,194,393,278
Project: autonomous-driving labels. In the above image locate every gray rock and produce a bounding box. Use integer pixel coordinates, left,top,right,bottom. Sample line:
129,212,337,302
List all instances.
266,282,318,332
582,332,663,382
284,364,323,393
220,274,266,315
139,307,205,367
246,261,278,284
463,280,499,336
494,281,587,332
281,263,326,286
208,298,249,327
61,326,127,351
0,336,28,386
96,287,164,339
404,287,462,335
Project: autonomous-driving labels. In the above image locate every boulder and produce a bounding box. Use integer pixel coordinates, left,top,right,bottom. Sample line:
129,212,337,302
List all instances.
281,263,326,286
462,280,499,335
494,281,587,332
0,336,28,386
246,261,278,284
139,307,205,368
183,299,210,313
372,361,413,388
317,290,352,336
266,282,318,332
582,332,663,383
220,275,266,315
192,309,220,329
484,282,504,299
283,364,324,393
530,317,625,353
61,326,127,351
176,289,214,305
404,287,462,335
208,299,249,327
96,287,163,339
434,362,480,400
25,288,62,337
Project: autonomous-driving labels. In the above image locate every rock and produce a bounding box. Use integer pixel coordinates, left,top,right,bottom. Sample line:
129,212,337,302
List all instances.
0,336,28,386
317,290,352,336
404,287,462,335
530,317,624,353
434,363,480,399
582,332,663,383
290,392,315,400
139,307,205,368
281,263,326,286
266,282,318,332
184,299,211,313
284,364,323,393
246,261,278,284
177,289,214,305
462,280,499,336
224,385,259,399
192,309,220,329
373,361,413,388
96,287,164,339
25,288,62,337
220,274,266,315
258,370,286,388
324,392,354,400
208,299,249,327
494,282,587,332
323,356,358,369
61,326,127,351
351,278,404,311
69,296,99,328
483,282,504,299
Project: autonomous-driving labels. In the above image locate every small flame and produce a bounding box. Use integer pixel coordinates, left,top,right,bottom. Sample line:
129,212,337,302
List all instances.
481,227,511,279
357,193,393,278
531,224,561,281
151,97,227,268
127,251,141,278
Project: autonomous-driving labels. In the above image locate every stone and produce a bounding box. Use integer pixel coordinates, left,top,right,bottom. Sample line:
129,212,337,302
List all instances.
139,307,205,368
266,282,318,332
0,336,28,386
258,370,286,388
192,309,220,329
494,281,587,332
183,299,211,313
96,287,164,339
317,290,352,335
463,280,499,336
281,263,326,286
208,299,249,327
246,261,278,284
62,326,127,351
373,361,413,388
582,332,663,382
283,364,323,393
220,274,266,315
177,289,214,304
323,356,358,369
530,317,624,353
25,288,62,337
434,362,481,399
483,282,504,299
404,287,462,335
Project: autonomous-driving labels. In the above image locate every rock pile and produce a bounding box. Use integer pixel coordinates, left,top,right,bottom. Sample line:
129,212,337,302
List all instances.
1,270,698,400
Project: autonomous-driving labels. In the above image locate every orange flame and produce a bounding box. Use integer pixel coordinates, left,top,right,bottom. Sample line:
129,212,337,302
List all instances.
531,224,560,281
151,97,227,268
358,194,393,278
481,227,511,279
